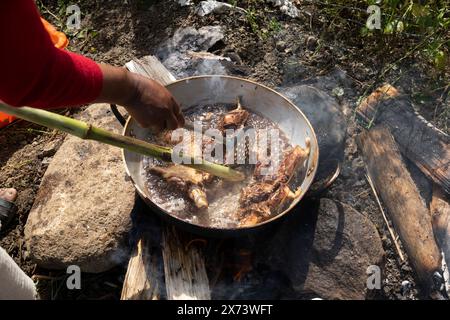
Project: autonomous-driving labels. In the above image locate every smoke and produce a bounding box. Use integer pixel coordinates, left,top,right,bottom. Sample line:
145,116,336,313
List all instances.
279,84,347,182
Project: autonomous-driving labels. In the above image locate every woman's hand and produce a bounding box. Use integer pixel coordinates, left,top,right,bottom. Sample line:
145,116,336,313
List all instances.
96,64,184,130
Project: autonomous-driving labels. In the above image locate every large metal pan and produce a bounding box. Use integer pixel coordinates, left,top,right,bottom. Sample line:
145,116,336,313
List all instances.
116,76,319,237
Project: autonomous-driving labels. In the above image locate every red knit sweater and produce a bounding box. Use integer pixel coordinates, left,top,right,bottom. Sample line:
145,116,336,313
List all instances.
0,0,103,109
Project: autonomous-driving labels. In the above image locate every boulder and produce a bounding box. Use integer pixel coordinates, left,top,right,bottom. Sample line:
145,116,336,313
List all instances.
25,104,135,273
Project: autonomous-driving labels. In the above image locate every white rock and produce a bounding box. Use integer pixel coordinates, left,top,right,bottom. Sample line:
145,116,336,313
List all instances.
178,0,192,6
268,0,300,18
195,0,246,17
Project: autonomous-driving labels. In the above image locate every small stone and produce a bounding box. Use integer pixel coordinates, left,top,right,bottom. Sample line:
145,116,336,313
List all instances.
332,87,345,97
41,157,52,166
401,280,412,295
306,36,318,51
276,41,287,51
353,180,365,188
401,264,412,273
178,0,192,6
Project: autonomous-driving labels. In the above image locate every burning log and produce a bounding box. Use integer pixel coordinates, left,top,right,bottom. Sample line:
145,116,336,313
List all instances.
357,84,450,195
357,125,443,297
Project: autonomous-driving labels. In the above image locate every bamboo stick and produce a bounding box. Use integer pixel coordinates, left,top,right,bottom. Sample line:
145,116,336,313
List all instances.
0,103,244,182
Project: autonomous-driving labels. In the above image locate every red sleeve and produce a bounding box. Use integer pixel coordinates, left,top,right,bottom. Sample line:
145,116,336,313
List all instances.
0,0,103,109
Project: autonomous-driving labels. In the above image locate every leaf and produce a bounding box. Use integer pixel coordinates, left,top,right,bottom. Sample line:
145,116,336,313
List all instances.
434,50,447,70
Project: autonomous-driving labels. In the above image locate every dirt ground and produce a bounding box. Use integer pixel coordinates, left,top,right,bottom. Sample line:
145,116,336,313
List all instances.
0,0,448,300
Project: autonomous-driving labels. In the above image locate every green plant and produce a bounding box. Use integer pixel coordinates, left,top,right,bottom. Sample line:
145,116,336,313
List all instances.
230,0,239,7
268,17,283,33
246,8,261,35
314,1,449,69
244,4,283,39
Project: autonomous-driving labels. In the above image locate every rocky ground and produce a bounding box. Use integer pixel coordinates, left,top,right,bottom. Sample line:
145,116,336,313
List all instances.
0,0,448,299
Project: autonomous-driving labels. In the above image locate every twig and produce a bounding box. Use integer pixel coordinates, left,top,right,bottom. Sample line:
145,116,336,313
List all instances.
37,1,63,26
32,274,65,281
365,171,405,262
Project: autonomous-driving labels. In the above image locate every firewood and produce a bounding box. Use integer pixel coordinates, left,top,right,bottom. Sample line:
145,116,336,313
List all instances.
121,236,161,300
357,125,442,296
357,84,450,195
162,226,211,300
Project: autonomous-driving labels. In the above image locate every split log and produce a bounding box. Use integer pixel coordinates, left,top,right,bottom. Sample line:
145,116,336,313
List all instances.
125,56,176,85
121,235,161,300
120,56,210,300
357,84,450,195
357,125,442,296
162,226,211,300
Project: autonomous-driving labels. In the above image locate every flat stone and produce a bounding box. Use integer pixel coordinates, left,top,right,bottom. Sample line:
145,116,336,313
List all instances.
25,104,135,273
255,198,385,300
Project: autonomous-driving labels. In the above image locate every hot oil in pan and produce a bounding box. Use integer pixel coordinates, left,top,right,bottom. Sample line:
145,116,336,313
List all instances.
141,103,296,228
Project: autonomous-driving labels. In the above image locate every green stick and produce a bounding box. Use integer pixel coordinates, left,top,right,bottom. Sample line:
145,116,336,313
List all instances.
0,103,245,182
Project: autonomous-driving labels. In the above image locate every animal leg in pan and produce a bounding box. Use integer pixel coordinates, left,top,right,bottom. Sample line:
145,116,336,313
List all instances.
254,139,311,183
235,141,310,227
219,98,250,132
149,165,212,209
237,184,302,227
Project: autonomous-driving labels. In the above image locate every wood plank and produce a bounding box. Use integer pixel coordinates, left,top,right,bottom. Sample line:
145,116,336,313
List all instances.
162,226,211,300
357,84,450,195
125,56,176,85
120,56,211,300
121,235,161,300
357,125,442,296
